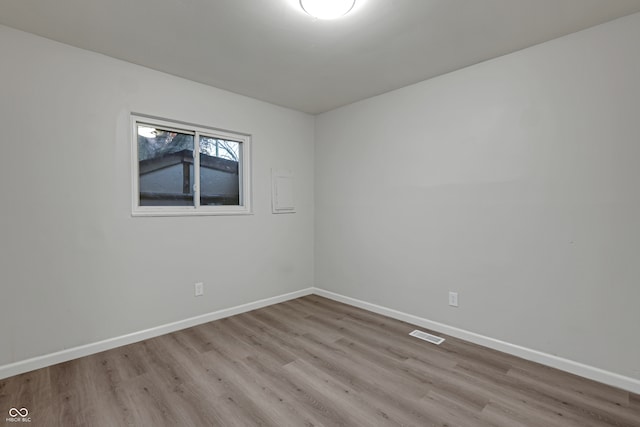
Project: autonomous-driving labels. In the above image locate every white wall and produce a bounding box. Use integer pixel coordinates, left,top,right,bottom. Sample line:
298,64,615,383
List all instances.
3,11,640,385
315,13,640,380
0,25,314,366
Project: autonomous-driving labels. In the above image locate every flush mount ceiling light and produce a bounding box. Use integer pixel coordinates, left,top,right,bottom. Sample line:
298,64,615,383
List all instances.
300,0,356,19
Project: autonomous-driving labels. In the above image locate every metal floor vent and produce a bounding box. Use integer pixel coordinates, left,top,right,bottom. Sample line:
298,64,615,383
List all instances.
409,330,445,345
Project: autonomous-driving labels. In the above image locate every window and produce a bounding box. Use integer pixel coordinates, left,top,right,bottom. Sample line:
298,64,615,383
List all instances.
132,115,251,216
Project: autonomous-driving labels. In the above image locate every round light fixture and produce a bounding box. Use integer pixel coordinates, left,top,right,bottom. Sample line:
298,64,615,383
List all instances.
300,0,356,19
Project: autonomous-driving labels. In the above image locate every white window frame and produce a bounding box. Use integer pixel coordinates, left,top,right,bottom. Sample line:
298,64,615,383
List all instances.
131,114,252,216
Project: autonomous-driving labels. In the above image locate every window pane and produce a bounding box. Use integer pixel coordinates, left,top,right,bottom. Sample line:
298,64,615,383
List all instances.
199,136,240,206
138,125,195,206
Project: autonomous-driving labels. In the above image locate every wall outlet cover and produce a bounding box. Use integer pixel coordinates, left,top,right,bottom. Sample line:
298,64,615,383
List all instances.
449,291,458,307
195,282,204,297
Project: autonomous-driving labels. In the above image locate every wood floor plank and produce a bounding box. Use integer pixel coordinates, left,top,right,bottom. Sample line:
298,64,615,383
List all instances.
193,344,294,426
0,368,53,426
283,358,402,426
631,392,640,409
294,335,481,426
419,390,494,427
232,313,442,425
450,358,619,427
1,295,638,426
480,399,557,427
508,363,631,408
505,367,640,427
243,353,351,426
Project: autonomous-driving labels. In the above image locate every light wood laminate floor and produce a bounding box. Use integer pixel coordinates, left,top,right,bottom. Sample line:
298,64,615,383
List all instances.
1,295,639,426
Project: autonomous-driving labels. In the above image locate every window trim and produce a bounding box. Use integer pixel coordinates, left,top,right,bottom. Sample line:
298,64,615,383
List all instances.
131,114,252,216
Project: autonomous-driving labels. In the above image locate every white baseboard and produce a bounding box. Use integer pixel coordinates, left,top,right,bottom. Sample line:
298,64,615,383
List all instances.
0,288,313,380
313,287,640,394
3,286,639,395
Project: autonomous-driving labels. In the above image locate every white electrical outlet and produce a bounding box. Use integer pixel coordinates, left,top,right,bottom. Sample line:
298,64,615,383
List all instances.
449,291,459,307
195,282,204,297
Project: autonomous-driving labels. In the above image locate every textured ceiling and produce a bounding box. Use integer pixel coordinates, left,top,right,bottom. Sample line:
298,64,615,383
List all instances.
1,0,640,113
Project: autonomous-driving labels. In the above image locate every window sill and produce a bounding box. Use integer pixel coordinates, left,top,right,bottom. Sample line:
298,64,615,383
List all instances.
132,207,253,217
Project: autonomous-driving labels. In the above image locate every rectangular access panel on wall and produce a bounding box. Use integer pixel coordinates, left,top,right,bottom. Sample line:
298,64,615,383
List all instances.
271,169,295,214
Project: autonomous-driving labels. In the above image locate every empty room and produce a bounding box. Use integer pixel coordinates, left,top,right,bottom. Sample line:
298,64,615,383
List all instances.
1,0,639,425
